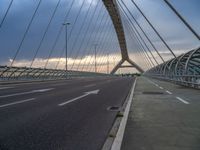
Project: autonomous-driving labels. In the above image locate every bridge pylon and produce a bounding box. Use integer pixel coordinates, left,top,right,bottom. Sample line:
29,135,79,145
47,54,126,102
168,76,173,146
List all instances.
103,0,144,74
111,58,144,74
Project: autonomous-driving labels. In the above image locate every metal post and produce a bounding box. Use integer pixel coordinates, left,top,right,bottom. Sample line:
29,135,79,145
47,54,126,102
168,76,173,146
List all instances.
94,44,97,73
107,53,109,74
63,22,70,72
66,25,68,71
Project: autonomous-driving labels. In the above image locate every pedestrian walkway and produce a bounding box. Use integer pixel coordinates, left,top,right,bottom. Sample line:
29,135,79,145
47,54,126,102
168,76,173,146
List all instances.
121,76,200,150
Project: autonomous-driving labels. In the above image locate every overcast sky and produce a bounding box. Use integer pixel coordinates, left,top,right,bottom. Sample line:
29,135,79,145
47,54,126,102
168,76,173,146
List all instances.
0,0,199,72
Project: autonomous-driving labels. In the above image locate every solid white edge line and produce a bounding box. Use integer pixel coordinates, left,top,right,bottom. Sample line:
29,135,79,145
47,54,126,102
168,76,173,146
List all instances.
159,86,164,89
111,78,137,150
166,90,172,95
176,97,189,104
0,98,36,108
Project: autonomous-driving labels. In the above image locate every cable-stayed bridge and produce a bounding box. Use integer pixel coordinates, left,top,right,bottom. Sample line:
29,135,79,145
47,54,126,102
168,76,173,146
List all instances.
0,0,199,150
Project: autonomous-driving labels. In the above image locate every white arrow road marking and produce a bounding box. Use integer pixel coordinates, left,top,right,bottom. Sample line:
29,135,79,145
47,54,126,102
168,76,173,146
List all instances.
58,89,100,106
0,87,13,90
0,98,36,108
0,88,54,98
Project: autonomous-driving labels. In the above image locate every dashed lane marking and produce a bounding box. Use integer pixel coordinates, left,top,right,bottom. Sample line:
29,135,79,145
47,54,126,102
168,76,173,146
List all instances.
0,98,36,108
0,87,13,90
84,84,96,88
166,90,172,94
176,96,189,104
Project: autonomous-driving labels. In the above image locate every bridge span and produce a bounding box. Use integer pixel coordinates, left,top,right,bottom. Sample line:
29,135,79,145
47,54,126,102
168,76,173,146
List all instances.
0,0,199,150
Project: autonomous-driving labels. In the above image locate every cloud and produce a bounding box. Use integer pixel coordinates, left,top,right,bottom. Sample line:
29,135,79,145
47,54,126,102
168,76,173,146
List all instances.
5,53,120,73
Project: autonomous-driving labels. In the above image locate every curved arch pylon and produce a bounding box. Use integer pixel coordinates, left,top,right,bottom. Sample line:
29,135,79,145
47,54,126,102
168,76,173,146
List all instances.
103,0,144,74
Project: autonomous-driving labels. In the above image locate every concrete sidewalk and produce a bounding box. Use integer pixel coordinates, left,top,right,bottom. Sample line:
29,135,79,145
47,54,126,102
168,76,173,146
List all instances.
121,77,200,150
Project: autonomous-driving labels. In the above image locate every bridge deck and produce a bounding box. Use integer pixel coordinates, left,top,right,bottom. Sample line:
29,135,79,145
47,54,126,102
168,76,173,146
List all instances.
122,76,200,150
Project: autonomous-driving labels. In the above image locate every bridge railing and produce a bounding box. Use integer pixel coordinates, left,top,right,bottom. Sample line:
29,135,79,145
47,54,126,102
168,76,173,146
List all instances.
145,47,200,89
0,66,109,81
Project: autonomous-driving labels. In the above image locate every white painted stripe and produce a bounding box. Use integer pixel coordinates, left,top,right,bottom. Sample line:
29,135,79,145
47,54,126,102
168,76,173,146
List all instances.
0,98,36,108
176,97,189,104
0,91,35,98
0,88,54,98
146,78,154,84
0,87,13,90
58,94,88,106
111,78,137,150
84,84,96,88
159,86,164,89
58,89,99,106
145,78,159,87
166,90,172,95
51,83,69,86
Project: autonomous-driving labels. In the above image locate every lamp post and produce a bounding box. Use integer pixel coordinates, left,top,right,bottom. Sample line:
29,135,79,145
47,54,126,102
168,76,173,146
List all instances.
107,53,109,74
94,44,98,73
63,22,70,71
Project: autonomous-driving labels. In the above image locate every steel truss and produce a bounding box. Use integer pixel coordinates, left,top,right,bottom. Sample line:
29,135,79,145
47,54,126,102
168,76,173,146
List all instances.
0,66,108,80
146,47,200,88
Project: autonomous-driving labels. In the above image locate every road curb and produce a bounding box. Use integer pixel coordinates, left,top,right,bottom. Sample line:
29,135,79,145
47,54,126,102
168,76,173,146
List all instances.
101,78,137,150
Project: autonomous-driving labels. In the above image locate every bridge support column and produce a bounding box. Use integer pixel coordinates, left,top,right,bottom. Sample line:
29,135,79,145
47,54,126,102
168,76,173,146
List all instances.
111,58,144,74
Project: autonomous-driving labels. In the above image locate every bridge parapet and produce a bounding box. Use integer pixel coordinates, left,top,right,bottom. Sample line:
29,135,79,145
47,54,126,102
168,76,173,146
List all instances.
145,47,200,89
0,66,109,80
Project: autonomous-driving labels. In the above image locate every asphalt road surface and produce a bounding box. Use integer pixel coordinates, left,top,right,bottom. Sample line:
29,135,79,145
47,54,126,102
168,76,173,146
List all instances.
0,77,134,150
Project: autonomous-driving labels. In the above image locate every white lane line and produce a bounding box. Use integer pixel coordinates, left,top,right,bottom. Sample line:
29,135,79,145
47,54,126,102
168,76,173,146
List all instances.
145,78,160,87
0,98,36,108
166,90,172,95
58,89,100,106
176,97,189,104
84,84,96,88
0,88,54,98
0,87,13,90
148,80,164,89
51,83,69,86
147,79,159,87
146,78,154,84
111,78,137,150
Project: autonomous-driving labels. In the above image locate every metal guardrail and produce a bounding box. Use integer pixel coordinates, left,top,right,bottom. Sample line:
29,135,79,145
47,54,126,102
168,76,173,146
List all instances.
145,47,200,89
0,66,109,80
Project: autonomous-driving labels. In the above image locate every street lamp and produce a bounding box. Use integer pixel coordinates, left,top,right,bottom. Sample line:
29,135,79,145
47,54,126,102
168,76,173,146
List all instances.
107,53,109,74
94,44,98,73
63,22,70,71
